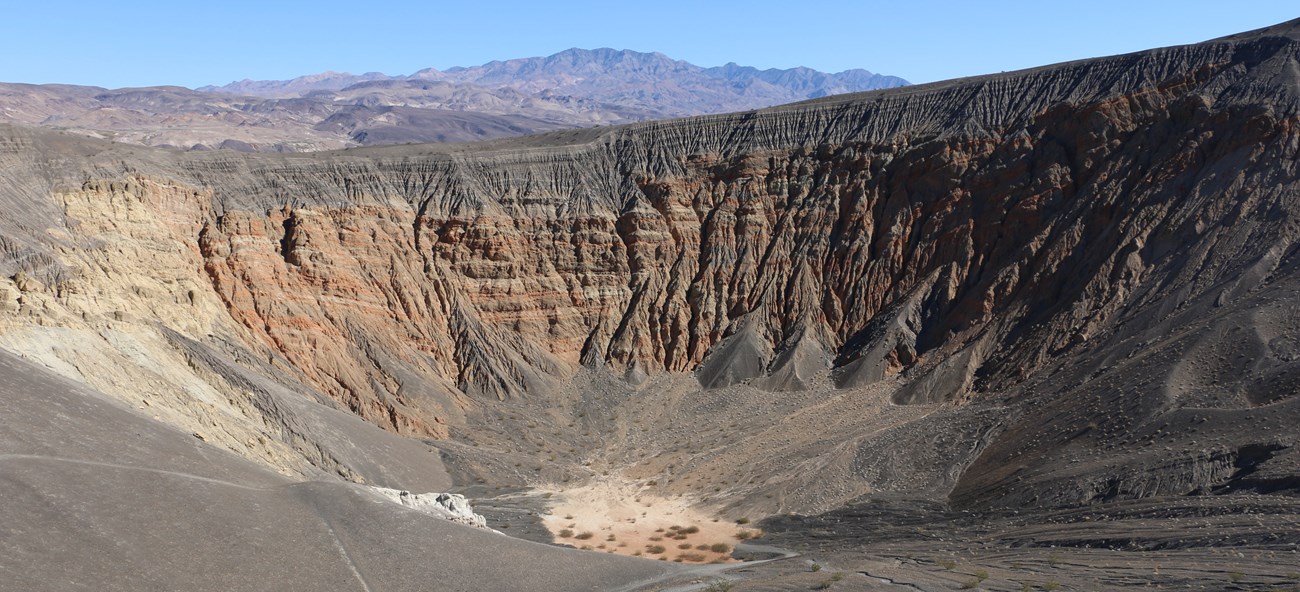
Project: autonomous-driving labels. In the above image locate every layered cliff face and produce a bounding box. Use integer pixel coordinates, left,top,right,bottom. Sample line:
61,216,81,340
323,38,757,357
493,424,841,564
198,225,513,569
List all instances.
182,27,1300,407
1,21,1299,512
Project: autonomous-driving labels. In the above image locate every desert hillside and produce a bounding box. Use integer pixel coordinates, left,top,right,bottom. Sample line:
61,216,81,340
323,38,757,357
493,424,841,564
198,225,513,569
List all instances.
1,18,1299,592
0,48,906,151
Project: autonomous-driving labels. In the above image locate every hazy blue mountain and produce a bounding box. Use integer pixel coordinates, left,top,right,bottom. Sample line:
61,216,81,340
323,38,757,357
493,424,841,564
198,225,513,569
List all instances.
206,47,909,116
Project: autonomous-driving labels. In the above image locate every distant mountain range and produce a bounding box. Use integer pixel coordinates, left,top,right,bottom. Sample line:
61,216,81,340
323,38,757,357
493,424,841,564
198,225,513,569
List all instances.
204,48,908,117
0,49,906,152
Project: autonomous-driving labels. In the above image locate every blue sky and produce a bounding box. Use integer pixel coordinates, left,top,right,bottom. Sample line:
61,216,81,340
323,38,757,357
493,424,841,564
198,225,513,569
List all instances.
3,1,1295,88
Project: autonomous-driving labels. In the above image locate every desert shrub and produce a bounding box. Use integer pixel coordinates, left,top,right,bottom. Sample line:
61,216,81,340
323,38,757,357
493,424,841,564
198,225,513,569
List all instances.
735,517,750,525
557,529,573,538
678,543,693,550
710,543,731,553
676,552,707,562
646,545,666,554
574,532,594,540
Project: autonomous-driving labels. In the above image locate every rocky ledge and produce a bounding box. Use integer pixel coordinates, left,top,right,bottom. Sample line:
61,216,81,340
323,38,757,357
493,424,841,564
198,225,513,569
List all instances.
369,487,491,530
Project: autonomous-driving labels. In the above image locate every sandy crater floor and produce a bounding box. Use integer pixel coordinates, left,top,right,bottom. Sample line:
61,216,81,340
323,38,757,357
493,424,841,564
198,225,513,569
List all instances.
539,478,762,564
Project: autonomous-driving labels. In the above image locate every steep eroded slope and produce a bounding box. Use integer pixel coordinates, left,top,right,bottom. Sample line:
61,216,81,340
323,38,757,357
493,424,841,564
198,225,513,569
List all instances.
0,20,1298,516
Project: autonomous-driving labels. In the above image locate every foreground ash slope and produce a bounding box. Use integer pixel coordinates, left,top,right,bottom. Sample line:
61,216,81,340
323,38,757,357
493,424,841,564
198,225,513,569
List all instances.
0,351,670,591
1,18,1298,521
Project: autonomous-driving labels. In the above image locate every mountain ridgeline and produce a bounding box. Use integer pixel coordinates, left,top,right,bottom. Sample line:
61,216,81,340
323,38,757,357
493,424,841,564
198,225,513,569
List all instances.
205,47,909,112
0,49,906,153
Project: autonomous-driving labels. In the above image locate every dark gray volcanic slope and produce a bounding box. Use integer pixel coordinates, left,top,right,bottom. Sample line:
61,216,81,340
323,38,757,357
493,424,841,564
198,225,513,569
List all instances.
0,18,1299,592
0,351,672,591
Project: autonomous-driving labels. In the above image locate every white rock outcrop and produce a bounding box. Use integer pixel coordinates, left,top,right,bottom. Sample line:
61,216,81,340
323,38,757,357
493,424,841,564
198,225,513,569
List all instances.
369,487,490,530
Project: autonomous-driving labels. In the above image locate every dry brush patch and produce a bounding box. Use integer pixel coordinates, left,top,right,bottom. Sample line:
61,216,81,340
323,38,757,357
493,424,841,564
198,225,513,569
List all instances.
539,479,744,563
